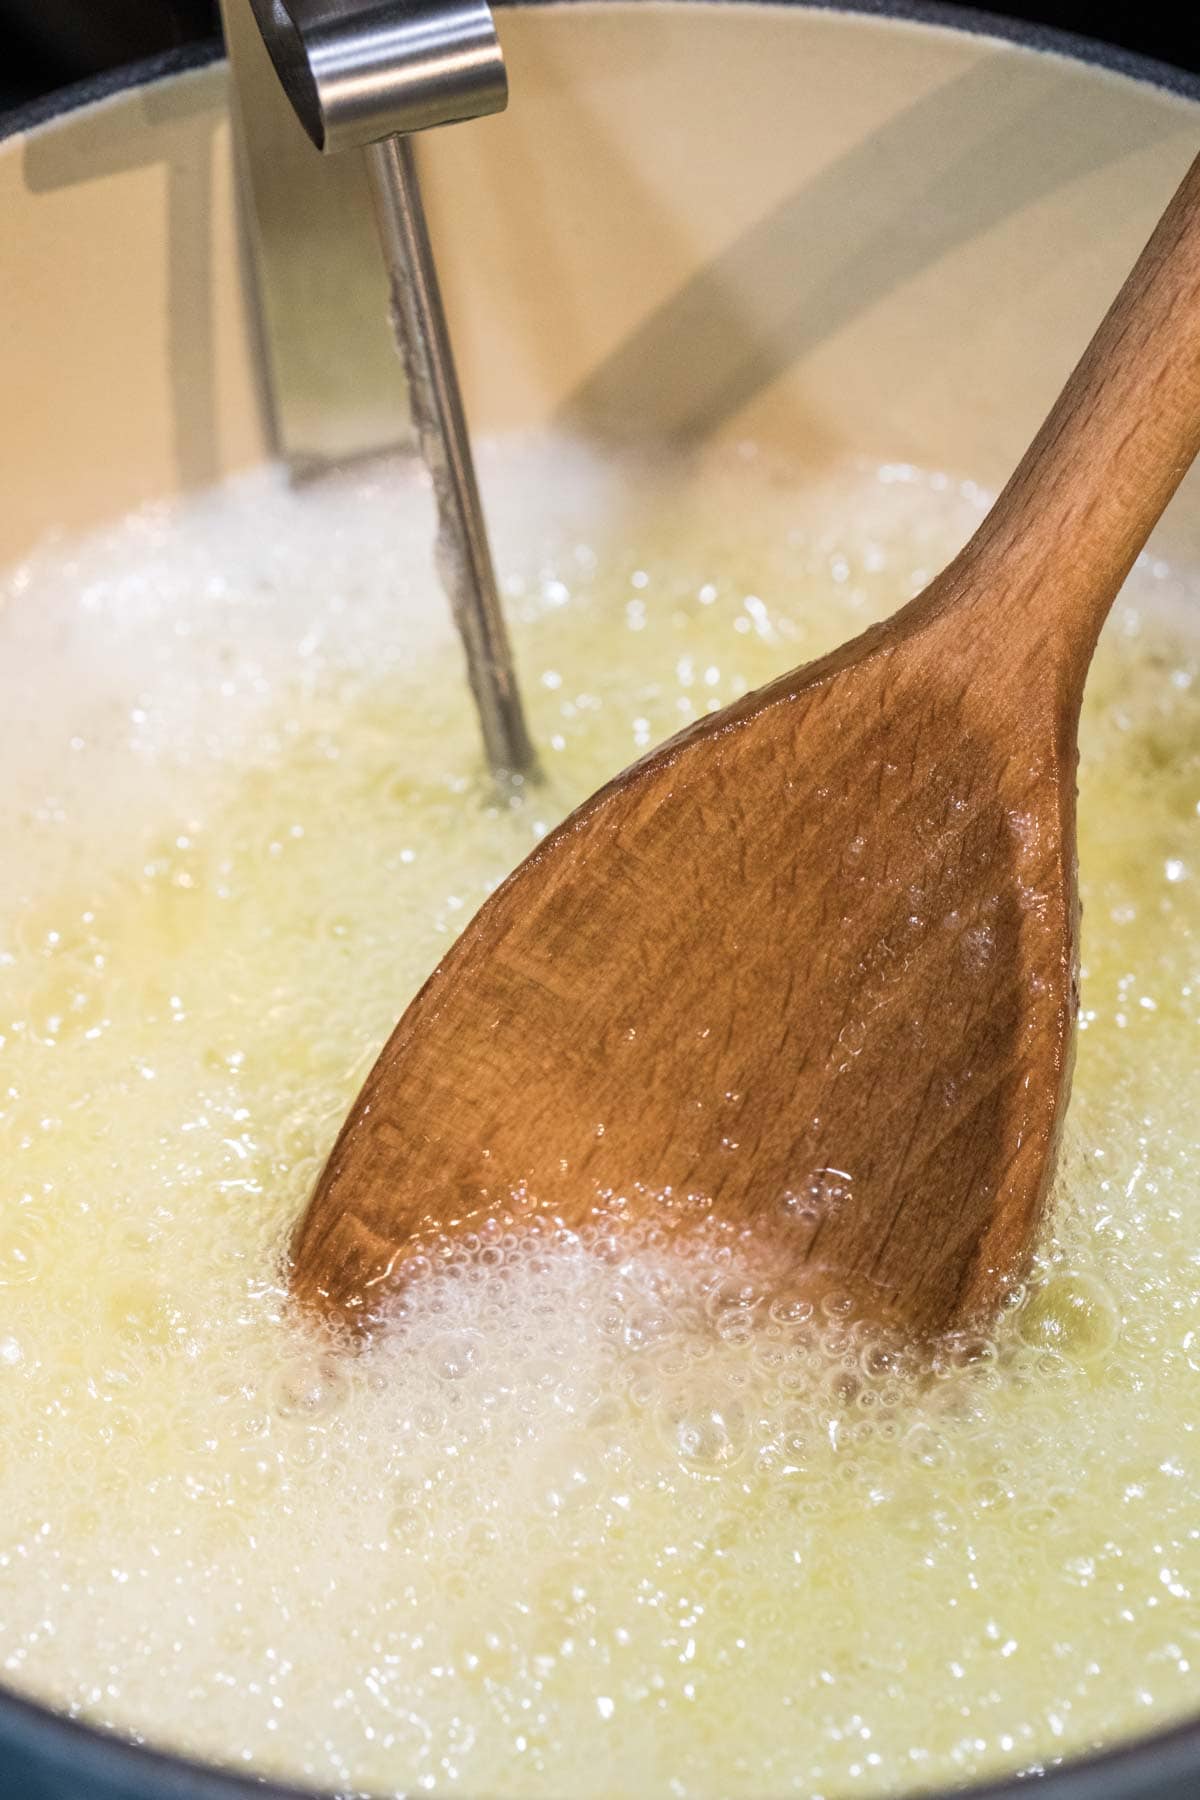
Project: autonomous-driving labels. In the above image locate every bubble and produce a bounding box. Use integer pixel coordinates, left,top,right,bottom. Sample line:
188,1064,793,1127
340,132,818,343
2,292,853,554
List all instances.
411,1400,447,1437
751,1338,789,1377
425,1329,485,1381
932,1332,998,1378
649,1336,695,1380
1016,1274,1122,1364
768,1290,814,1328
821,1365,859,1410
535,1449,600,1517
858,1337,907,1382
704,1274,761,1320
1014,1499,1067,1539
233,1446,282,1502
784,1168,854,1230
389,1502,431,1547
620,1303,671,1352
903,1422,951,1469
269,1353,351,1420
656,1384,748,1473
104,1282,173,1350
714,1306,757,1347
455,1625,514,1682
973,1476,1012,1512
0,1222,43,1287
462,1519,502,1557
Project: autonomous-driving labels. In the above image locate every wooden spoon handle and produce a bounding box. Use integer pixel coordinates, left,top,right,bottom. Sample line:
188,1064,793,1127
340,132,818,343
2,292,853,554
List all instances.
956,150,1200,664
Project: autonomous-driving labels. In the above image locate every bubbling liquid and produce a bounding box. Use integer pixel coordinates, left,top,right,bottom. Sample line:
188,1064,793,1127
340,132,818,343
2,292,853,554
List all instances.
0,440,1198,1797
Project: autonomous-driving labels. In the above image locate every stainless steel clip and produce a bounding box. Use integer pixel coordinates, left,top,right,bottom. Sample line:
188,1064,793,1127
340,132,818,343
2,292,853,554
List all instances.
247,0,508,150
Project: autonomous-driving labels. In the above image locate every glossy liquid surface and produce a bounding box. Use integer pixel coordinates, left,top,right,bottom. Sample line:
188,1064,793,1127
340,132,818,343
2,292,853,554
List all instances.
0,442,1198,1797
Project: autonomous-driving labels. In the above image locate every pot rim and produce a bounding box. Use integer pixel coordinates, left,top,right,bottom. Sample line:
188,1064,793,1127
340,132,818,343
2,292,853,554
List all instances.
1,3,1198,1797
1,0,1199,144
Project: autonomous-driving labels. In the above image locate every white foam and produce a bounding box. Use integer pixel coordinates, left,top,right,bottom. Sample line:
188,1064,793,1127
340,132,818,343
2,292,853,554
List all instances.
0,436,1198,1797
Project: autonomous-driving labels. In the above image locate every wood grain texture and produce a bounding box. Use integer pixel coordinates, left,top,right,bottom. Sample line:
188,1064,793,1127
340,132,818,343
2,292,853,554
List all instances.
291,151,1200,1336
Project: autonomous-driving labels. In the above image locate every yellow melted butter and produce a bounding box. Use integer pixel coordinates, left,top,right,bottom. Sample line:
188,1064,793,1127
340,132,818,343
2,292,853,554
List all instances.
0,440,1198,1797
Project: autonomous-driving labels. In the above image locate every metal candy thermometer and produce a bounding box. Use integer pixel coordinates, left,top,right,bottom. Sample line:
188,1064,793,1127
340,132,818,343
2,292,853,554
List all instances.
225,0,538,784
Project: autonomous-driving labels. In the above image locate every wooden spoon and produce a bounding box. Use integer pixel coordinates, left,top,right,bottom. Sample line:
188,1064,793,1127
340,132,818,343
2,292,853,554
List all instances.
292,151,1200,1337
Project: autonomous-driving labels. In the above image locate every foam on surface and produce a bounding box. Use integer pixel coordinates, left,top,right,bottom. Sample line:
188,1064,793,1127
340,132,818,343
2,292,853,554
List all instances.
0,438,1198,1796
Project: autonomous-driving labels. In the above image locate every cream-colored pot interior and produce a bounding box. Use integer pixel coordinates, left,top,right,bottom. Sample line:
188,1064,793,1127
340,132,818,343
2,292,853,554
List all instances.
2,2,1199,574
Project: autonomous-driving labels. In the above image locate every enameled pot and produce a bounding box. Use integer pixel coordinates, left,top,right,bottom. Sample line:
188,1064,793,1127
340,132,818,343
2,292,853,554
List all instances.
2,4,1199,1796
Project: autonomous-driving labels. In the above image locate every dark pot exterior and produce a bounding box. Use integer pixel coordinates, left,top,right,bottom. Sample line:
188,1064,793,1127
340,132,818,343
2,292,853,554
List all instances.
1,5,1198,1797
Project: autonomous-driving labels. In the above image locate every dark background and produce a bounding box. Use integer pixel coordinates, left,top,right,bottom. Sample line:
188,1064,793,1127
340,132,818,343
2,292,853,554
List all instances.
0,0,1196,113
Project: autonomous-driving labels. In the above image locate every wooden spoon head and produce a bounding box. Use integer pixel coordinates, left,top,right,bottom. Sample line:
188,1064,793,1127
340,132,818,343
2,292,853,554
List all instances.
290,581,1080,1339
290,146,1200,1335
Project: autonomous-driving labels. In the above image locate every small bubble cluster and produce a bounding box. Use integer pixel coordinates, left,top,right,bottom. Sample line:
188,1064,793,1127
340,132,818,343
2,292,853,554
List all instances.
0,439,1198,1797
